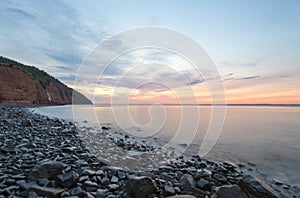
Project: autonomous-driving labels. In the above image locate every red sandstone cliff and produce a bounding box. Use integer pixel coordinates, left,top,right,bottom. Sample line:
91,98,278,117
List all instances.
0,64,91,105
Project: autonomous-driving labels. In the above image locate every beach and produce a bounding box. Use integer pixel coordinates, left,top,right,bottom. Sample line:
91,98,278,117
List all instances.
0,105,298,197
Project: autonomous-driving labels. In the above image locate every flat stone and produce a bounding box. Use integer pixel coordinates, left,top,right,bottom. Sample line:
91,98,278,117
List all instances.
159,165,174,172
118,171,126,180
179,174,206,198
27,185,64,198
272,178,287,186
70,187,85,196
16,180,36,191
212,185,248,198
125,176,157,198
238,175,280,198
83,181,98,189
57,170,79,188
96,189,107,198
167,196,197,198
27,161,64,181
213,173,227,184
79,175,90,182
164,185,176,196
95,170,104,176
108,184,118,191
111,176,119,183
196,178,210,190
22,119,32,127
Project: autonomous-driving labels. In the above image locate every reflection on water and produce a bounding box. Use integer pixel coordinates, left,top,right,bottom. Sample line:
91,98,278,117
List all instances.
33,105,300,187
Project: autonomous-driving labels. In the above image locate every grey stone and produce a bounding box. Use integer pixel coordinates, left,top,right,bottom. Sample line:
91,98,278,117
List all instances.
164,185,176,196
22,119,32,127
179,174,206,198
125,176,157,198
238,175,280,198
108,184,118,190
111,176,119,183
213,173,227,184
96,189,107,198
167,196,197,198
27,161,64,181
70,187,85,196
57,170,79,188
212,185,248,198
27,186,64,198
197,178,210,190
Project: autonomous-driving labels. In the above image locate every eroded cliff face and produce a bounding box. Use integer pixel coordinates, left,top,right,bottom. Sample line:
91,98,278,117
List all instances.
0,64,90,105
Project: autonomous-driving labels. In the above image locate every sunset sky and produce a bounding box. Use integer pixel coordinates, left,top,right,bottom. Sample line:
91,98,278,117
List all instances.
0,0,299,104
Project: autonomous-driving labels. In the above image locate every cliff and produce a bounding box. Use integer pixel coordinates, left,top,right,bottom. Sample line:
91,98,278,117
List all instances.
0,57,92,105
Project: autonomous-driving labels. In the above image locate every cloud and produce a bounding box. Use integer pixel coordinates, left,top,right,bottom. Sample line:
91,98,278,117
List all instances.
57,74,76,82
46,53,83,65
187,79,205,85
6,7,36,19
239,75,260,80
52,66,76,72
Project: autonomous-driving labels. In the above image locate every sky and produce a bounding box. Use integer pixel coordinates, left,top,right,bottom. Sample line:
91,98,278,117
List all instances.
0,0,300,104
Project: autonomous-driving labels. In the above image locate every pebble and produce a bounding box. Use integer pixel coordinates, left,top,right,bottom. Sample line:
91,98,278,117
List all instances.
0,106,291,197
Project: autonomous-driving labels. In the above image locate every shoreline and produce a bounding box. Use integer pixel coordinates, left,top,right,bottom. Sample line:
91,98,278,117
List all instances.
0,105,297,197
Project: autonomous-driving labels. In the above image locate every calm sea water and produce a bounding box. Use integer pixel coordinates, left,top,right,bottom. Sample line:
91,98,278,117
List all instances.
33,105,300,190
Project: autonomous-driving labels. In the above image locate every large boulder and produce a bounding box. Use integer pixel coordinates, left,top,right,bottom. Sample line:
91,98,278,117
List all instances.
212,185,248,198
167,196,197,198
125,176,157,198
179,174,206,198
27,161,64,181
57,170,79,188
26,186,64,198
238,175,280,198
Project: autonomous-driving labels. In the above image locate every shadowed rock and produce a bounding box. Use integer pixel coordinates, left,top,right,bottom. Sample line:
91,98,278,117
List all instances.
125,176,157,198
238,175,279,198
212,185,248,198
27,161,64,181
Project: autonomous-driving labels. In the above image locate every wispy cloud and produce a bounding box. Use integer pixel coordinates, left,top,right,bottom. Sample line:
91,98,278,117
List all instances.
6,7,36,19
238,75,261,80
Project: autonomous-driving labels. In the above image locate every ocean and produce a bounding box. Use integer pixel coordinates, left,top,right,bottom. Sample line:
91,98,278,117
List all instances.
32,104,300,192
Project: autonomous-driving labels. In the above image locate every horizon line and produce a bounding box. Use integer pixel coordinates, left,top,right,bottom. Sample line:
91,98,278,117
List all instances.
91,103,300,107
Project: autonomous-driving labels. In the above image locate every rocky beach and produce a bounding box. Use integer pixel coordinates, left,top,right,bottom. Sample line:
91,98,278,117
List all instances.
0,105,298,198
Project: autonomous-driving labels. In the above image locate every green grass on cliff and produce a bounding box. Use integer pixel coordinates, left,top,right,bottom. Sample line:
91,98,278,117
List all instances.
0,56,56,88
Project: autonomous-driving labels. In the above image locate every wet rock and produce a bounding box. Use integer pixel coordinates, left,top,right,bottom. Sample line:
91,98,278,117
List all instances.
27,161,64,181
22,119,32,127
160,165,174,172
212,185,248,198
27,186,64,198
27,191,39,198
70,187,85,196
238,175,279,198
83,169,96,176
101,177,110,185
164,184,176,196
111,176,119,183
196,178,210,190
125,176,157,198
272,178,287,186
37,178,50,187
118,171,126,180
16,180,36,191
179,174,206,198
213,173,227,184
83,180,98,191
102,126,110,130
57,170,79,188
167,195,197,198
96,170,104,176
108,184,118,191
